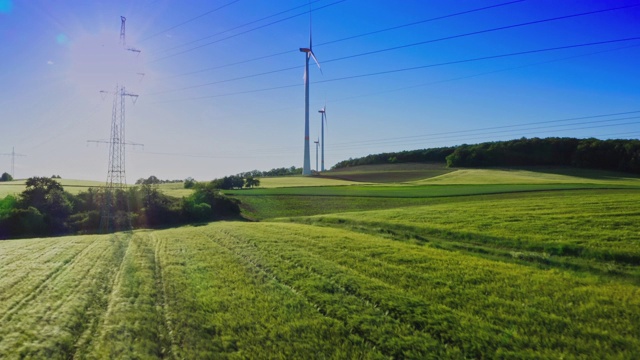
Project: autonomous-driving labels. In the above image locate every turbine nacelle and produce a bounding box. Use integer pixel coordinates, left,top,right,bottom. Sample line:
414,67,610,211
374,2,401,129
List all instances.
300,47,322,72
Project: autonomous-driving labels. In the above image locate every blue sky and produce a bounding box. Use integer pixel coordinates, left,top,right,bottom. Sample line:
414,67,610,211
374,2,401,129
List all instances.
1,0,639,181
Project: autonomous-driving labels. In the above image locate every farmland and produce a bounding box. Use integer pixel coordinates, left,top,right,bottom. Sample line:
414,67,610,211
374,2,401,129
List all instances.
1,165,639,358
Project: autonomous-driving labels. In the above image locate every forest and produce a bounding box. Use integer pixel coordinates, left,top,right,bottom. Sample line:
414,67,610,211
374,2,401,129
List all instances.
333,137,640,173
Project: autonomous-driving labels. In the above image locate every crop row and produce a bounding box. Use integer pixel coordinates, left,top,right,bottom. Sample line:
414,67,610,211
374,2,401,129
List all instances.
154,226,379,358
0,234,128,358
83,232,171,359
285,190,640,265
2,212,638,358
207,221,640,358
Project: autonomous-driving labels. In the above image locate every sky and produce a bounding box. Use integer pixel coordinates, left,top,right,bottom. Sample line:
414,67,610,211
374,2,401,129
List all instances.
0,0,639,181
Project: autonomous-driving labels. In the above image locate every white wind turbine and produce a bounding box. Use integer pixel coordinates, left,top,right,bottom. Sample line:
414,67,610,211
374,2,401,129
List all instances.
318,104,327,172
314,138,320,172
300,17,321,176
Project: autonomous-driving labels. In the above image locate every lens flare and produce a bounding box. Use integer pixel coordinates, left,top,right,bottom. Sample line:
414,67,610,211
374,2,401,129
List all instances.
0,0,13,14
56,33,69,45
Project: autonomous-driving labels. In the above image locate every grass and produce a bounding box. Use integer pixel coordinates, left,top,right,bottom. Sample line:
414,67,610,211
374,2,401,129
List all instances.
279,189,640,278
0,179,105,197
0,180,28,198
256,175,370,188
0,179,194,199
1,165,639,358
228,166,640,220
324,162,454,183
1,221,638,358
157,182,193,198
228,183,636,221
415,167,640,185
0,233,128,358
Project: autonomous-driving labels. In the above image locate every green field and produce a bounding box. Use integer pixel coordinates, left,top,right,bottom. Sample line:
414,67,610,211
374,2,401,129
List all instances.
0,179,104,197
227,166,640,220
1,165,639,358
324,162,454,183
0,179,191,199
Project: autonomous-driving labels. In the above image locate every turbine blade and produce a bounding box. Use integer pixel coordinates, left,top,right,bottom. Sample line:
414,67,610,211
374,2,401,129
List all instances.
309,51,322,74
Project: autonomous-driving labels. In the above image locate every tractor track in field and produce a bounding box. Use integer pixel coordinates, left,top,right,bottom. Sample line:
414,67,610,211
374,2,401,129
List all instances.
0,239,51,265
78,232,172,359
86,232,135,355
0,236,103,325
210,228,396,358
152,233,177,360
71,234,130,358
0,240,84,299
216,225,508,358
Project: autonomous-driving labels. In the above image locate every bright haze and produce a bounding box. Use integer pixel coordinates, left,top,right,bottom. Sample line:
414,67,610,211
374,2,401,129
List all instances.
1,0,639,181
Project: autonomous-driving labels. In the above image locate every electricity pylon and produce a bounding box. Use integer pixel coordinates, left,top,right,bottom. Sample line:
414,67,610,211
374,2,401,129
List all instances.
87,16,142,233
0,147,26,179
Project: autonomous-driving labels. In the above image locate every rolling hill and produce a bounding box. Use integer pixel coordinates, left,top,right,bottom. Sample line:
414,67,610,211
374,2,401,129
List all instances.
1,164,639,358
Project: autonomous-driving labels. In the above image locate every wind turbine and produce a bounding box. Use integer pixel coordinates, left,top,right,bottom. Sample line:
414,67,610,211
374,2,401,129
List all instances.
300,17,321,176
314,138,320,172
318,104,327,172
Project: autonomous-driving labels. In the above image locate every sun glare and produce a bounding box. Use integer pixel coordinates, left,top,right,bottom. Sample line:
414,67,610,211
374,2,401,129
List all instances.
0,0,12,14
66,30,145,95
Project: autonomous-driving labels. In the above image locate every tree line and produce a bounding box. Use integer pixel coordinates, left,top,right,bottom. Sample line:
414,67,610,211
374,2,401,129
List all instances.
135,175,183,185
332,147,456,169
236,166,302,178
333,138,640,174
204,166,302,190
0,177,240,240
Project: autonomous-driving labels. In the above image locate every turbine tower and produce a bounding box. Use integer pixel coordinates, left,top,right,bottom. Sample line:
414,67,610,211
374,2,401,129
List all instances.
318,105,327,172
314,138,319,172
300,17,321,176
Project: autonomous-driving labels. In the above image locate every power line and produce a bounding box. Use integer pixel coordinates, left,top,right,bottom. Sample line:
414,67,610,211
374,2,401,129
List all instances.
157,0,527,79
126,111,640,159
253,113,640,152
147,64,301,96
337,120,640,152
329,116,640,150
150,36,640,103
148,43,638,119
148,4,640,95
322,3,640,64
0,147,27,179
149,0,347,63
157,0,326,53
327,43,640,106
313,37,640,84
139,0,242,42
317,0,527,48
329,111,640,148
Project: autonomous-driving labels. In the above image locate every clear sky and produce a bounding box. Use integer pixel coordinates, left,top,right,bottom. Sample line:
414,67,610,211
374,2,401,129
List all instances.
1,0,639,181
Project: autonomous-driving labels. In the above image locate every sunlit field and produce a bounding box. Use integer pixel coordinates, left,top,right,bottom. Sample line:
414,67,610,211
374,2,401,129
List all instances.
0,179,105,197
256,175,370,188
1,165,639,358
1,218,638,358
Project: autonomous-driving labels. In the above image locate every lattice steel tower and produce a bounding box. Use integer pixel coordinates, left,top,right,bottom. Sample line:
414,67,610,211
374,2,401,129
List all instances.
104,85,138,193
97,16,140,233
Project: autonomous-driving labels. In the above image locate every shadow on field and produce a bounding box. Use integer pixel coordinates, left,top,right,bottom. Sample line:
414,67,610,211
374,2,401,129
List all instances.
320,162,454,183
512,166,640,180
